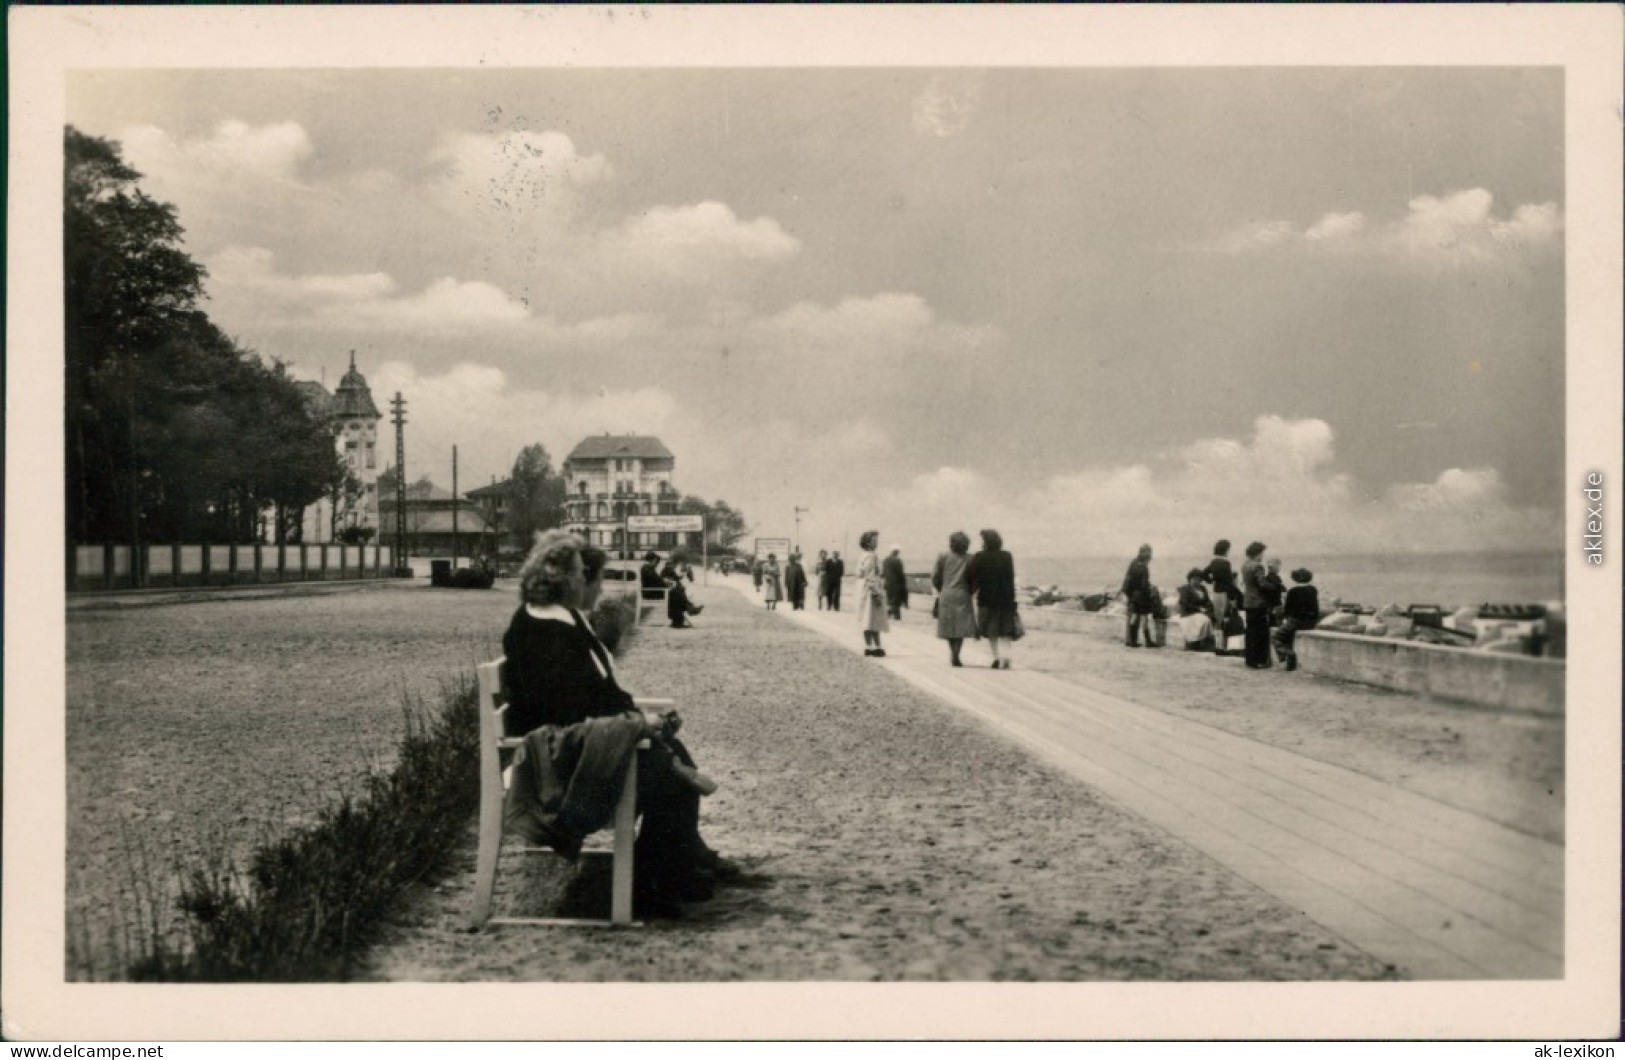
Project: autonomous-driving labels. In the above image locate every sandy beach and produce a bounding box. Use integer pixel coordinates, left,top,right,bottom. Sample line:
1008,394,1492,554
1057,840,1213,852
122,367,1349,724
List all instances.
61,572,1562,982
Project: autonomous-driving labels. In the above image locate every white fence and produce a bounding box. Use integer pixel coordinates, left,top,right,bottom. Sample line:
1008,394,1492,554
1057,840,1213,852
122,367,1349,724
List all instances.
70,543,396,591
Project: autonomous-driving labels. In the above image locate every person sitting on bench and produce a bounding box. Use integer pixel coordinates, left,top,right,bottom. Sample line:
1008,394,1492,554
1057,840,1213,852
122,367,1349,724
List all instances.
640,551,703,628
505,533,731,917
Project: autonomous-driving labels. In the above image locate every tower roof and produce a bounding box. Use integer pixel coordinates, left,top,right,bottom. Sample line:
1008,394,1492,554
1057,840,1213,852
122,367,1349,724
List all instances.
332,351,381,419
565,434,674,462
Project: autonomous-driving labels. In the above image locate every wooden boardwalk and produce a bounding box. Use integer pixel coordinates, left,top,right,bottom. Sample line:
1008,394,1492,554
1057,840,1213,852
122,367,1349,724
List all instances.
735,581,1563,980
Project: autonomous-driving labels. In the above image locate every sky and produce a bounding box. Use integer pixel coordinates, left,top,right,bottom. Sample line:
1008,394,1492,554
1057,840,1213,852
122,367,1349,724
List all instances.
65,66,1566,561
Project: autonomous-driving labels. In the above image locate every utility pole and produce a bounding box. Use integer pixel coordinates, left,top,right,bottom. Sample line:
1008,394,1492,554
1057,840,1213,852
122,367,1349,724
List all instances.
390,392,408,575
794,506,809,557
452,444,459,566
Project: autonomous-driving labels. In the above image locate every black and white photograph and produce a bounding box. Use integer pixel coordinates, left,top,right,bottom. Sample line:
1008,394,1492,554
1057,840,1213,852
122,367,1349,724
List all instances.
5,3,1621,1044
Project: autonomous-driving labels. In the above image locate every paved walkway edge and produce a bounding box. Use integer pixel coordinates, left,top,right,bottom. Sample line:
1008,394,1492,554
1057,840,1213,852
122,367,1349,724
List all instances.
723,578,1563,980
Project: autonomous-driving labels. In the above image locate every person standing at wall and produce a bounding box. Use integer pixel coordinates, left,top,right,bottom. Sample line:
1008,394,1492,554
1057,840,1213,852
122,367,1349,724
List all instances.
814,550,830,610
1203,539,1240,656
1239,541,1273,669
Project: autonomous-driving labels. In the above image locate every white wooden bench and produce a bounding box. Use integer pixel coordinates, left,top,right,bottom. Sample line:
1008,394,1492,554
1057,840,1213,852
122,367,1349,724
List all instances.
468,656,671,929
637,587,669,625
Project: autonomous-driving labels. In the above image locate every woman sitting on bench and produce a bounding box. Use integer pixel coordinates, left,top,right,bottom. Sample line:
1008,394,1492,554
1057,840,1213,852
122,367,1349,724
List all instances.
503,530,733,917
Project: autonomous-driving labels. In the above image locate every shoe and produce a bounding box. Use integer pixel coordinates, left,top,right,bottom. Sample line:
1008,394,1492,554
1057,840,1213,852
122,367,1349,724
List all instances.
1284,657,1298,672
1001,660,1013,670
695,850,743,879
873,649,886,658
863,648,876,657
669,759,719,796
1126,642,1141,649
950,658,962,667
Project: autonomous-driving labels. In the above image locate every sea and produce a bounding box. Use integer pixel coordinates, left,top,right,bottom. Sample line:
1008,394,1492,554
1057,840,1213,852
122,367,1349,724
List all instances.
1011,550,1565,611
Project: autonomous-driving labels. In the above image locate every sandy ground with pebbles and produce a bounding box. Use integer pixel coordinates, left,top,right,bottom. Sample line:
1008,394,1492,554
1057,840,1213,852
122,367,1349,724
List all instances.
63,576,1560,982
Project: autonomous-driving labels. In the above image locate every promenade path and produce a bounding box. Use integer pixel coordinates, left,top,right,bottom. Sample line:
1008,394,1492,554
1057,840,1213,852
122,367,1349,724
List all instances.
726,576,1562,980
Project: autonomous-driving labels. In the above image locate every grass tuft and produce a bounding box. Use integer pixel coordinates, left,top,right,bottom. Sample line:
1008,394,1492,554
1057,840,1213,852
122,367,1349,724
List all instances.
125,680,481,981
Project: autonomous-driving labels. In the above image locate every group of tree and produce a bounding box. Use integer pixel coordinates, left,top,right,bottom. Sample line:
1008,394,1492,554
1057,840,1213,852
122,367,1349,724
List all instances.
65,126,347,547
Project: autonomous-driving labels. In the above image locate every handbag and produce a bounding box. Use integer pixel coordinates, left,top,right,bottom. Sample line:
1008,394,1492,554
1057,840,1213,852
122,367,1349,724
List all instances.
1223,609,1246,637
1011,606,1025,641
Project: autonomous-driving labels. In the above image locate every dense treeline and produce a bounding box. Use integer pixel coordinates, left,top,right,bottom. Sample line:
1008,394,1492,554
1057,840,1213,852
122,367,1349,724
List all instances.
65,126,344,548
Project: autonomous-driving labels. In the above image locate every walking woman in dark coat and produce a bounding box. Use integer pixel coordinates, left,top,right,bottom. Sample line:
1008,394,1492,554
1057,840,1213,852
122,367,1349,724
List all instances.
967,528,1019,669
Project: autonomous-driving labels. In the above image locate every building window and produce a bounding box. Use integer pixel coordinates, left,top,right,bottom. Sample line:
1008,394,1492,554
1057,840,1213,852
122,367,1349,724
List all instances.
365,444,375,469
579,481,588,495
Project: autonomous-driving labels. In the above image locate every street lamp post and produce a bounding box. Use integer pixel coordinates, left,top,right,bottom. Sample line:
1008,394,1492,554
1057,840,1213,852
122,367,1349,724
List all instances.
794,506,809,557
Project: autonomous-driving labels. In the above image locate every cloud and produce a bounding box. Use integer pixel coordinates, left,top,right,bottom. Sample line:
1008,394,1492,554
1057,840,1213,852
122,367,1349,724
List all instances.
1305,211,1365,241
347,278,532,328
827,416,1552,559
1385,467,1511,513
204,247,530,331
1208,219,1297,254
429,130,611,229
206,246,396,303
746,293,1002,365
121,120,316,190
1199,189,1562,265
601,201,801,275
911,75,983,138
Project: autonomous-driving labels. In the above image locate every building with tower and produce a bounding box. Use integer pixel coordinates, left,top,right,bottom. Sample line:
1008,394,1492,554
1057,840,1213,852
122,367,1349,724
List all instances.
561,434,694,557
297,352,383,542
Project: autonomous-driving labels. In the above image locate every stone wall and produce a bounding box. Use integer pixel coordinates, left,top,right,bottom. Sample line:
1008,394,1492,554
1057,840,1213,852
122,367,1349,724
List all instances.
1295,630,1563,715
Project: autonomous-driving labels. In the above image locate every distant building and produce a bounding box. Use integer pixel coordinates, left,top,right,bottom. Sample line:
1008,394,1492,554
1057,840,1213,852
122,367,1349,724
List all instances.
297,352,383,542
561,434,692,557
464,477,517,554
378,479,492,558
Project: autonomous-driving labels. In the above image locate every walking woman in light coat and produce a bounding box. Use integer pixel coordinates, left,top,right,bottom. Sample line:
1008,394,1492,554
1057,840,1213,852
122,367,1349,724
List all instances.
854,530,890,657
761,553,782,610
932,531,979,667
